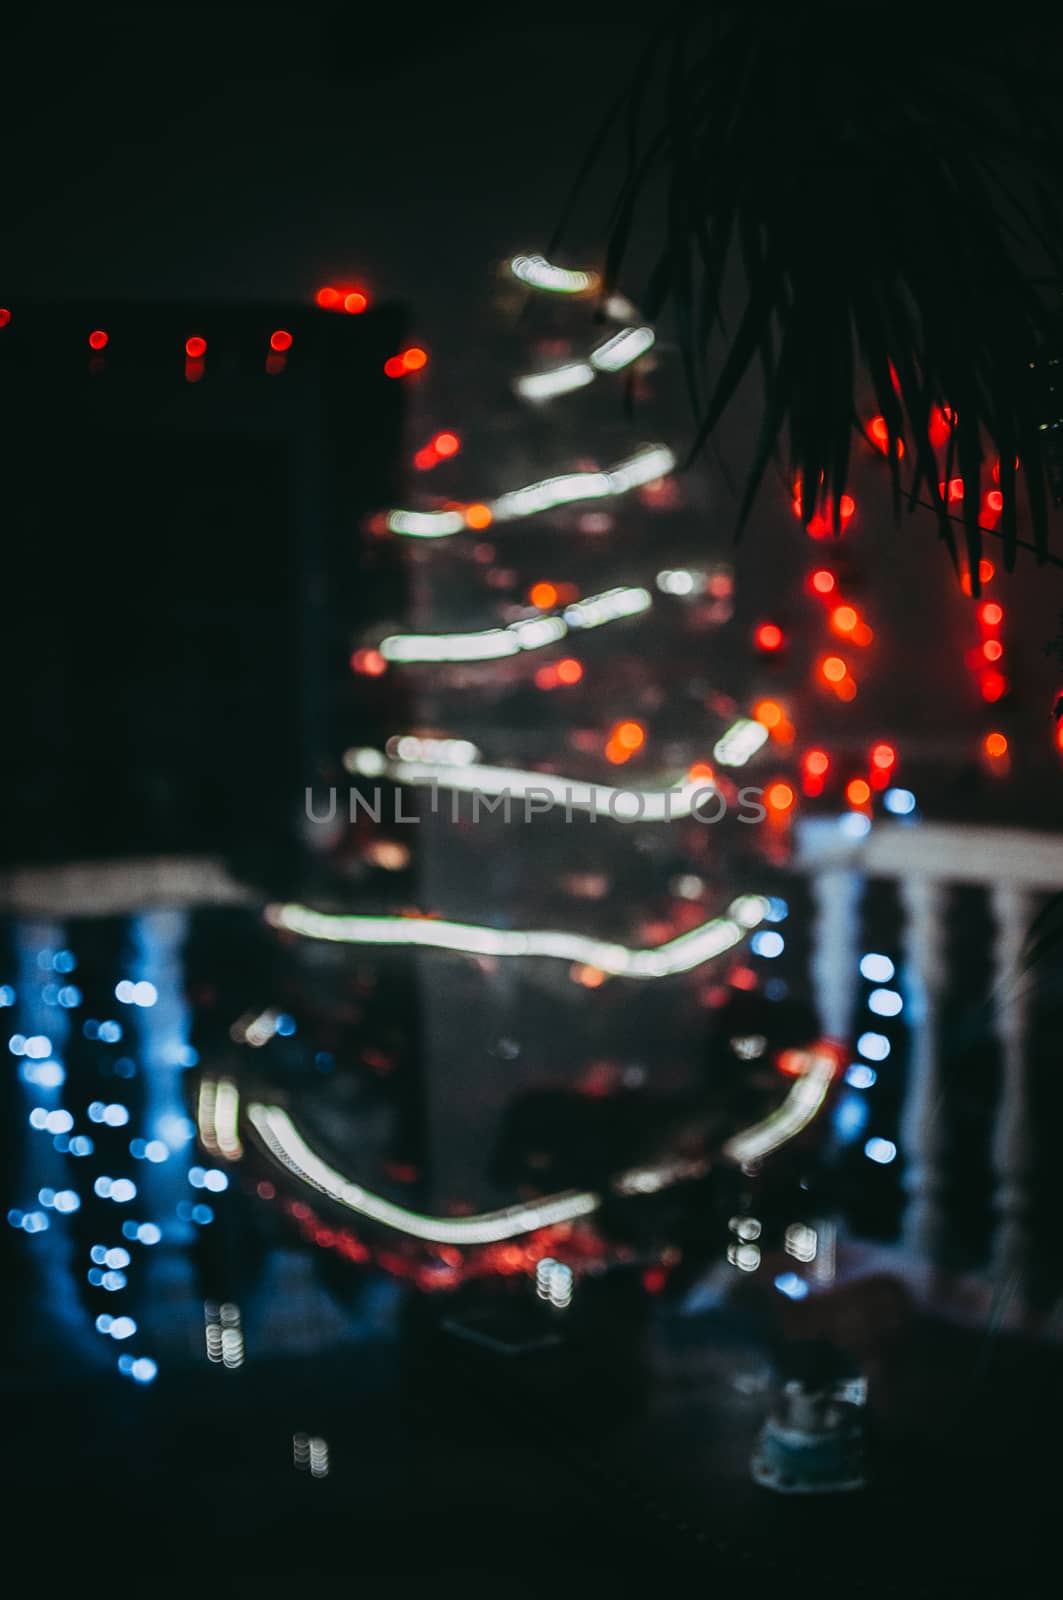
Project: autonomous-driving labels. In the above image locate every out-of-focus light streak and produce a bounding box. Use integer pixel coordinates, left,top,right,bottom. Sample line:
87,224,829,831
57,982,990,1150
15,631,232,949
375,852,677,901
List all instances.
509,255,599,294
248,1103,601,1244
385,446,676,538
516,362,595,400
343,746,724,822
589,325,655,372
713,718,770,768
722,1046,839,1165
263,896,768,978
377,585,650,664
515,327,655,401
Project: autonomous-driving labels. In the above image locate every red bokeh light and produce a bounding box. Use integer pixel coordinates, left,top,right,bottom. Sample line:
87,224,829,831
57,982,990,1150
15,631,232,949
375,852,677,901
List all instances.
983,639,1004,662
981,671,1008,703
810,569,836,595
350,648,387,677
185,336,207,359
384,356,406,378
614,720,645,752
403,347,427,371
986,490,1004,513
871,742,896,770
343,291,368,314
754,621,784,652
433,432,460,457
88,329,109,351
820,655,847,685
270,329,293,352
0,308,10,329
980,601,1003,627
928,406,951,447
316,287,342,308
804,749,830,777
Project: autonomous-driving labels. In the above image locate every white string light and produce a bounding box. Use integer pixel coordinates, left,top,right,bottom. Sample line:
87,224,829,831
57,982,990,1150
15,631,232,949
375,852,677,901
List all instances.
343,746,723,822
385,445,676,539
263,895,768,978
378,585,650,664
508,255,599,295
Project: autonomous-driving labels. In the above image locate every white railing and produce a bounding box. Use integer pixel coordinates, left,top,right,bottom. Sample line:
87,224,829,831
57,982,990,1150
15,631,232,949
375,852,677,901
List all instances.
796,818,1063,1277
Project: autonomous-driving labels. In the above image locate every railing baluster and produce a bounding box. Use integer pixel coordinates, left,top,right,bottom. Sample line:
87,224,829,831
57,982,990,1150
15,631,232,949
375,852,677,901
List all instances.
898,876,949,1260
989,884,1036,1279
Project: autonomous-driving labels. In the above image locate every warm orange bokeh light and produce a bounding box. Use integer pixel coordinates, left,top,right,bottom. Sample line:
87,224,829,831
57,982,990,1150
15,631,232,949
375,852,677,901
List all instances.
821,655,847,684
402,347,428,371
529,582,558,609
555,657,583,685
766,782,795,813
755,699,784,730
846,778,871,807
464,503,493,529
811,569,836,595
805,749,830,776
836,677,858,702
983,639,1004,662
614,720,645,752
831,604,859,635
688,762,715,782
343,291,368,314
871,743,896,769
984,732,1008,758
434,432,460,457
980,602,1004,627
